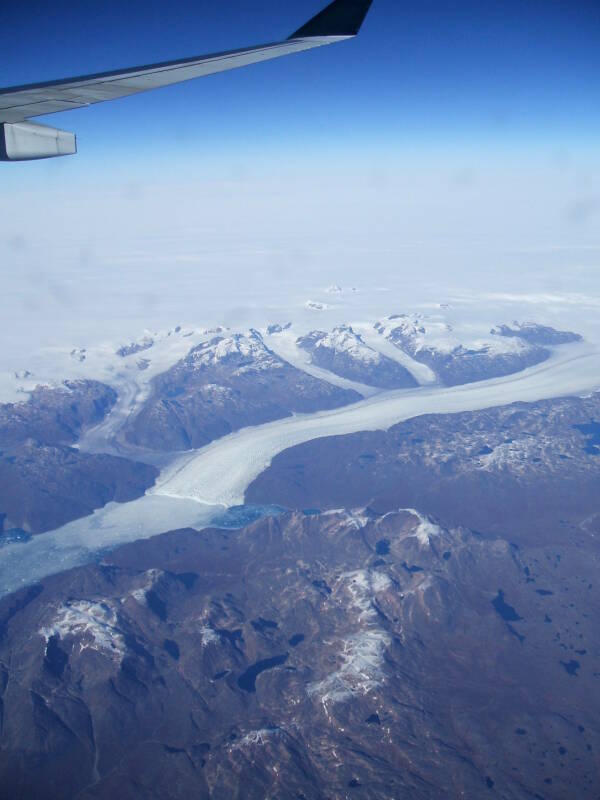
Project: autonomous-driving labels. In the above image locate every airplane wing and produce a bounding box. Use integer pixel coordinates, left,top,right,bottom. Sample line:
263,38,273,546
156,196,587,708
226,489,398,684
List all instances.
0,0,373,161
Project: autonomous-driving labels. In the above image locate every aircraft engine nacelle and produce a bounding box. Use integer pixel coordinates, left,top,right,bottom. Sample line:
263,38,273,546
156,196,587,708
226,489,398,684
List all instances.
0,121,77,161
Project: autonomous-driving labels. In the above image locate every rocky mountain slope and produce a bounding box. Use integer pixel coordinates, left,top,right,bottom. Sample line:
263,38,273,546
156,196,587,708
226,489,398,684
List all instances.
296,325,418,389
492,321,583,346
247,393,600,548
0,442,157,534
0,382,157,535
0,509,597,799
0,381,116,447
124,331,361,451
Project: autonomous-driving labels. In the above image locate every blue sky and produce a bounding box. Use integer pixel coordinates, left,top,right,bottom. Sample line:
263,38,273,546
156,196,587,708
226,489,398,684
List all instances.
1,0,599,372
1,0,599,171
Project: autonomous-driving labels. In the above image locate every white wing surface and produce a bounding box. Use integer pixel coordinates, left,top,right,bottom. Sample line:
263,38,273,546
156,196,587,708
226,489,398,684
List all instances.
0,0,373,160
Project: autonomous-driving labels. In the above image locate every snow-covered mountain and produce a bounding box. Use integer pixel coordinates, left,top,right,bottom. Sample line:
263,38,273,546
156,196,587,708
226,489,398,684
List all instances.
123,330,362,451
374,314,550,386
491,321,583,346
297,325,418,389
184,330,284,373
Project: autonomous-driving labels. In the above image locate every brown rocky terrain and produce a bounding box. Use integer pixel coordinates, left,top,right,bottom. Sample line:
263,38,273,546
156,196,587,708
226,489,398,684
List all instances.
0,442,157,534
247,393,600,547
0,509,597,799
0,381,116,447
0,382,157,535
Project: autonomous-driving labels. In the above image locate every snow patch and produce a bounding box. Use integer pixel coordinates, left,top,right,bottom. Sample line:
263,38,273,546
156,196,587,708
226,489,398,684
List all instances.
129,569,162,605
308,630,390,706
197,383,236,400
308,569,391,705
323,508,372,530
40,600,125,660
404,509,443,546
478,438,537,471
234,728,281,749
200,626,220,647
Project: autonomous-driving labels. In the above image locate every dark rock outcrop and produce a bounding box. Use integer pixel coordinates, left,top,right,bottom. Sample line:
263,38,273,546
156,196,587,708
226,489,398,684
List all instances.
492,322,582,346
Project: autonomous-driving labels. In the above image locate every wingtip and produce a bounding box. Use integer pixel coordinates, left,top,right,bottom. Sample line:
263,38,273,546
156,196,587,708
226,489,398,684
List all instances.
289,0,374,40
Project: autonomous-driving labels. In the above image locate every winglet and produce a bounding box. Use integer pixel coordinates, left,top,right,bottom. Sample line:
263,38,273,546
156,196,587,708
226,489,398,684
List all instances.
289,0,374,39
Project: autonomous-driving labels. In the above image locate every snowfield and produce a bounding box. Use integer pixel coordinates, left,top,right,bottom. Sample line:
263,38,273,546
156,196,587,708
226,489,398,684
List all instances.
375,313,539,358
